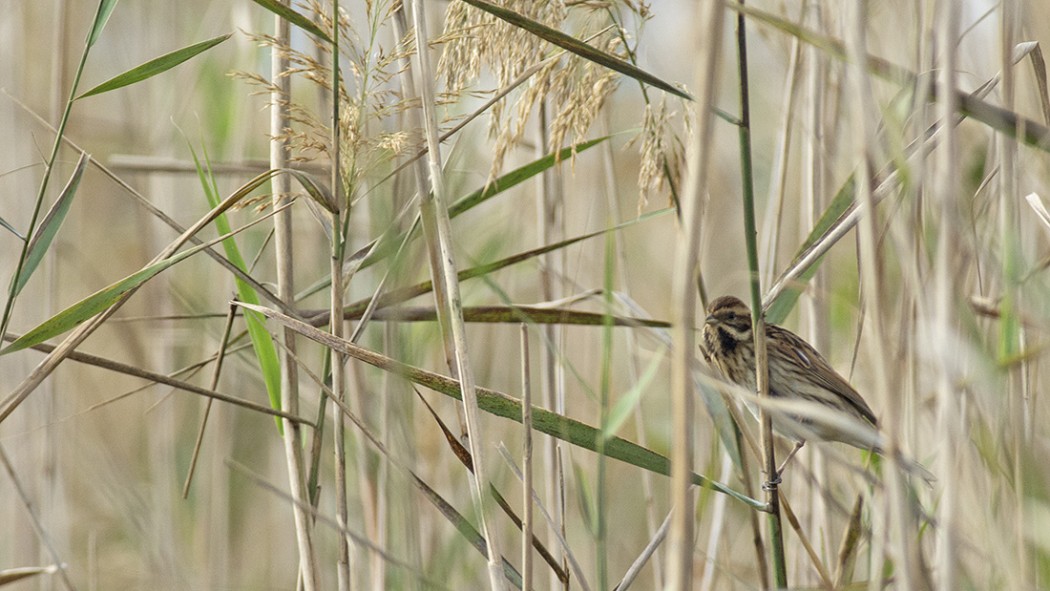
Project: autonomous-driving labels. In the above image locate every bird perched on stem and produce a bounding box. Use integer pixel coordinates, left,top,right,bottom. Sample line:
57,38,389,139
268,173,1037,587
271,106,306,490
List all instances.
701,295,928,481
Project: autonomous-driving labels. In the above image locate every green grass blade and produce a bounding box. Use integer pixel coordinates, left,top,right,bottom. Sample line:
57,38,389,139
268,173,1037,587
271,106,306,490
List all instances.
0,215,22,240
458,0,691,101
5,236,224,355
353,306,670,328
764,175,856,324
2,195,280,356
339,208,672,319
87,0,119,47
187,140,283,426
77,33,232,99
250,0,334,44
296,136,613,301
601,351,663,440
0,2,105,340
448,136,610,219
287,169,337,213
11,153,88,297
239,302,767,510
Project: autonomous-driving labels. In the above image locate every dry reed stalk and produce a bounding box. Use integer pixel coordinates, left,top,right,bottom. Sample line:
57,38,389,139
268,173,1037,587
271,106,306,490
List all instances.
932,2,962,591
535,93,569,591
520,324,534,590
800,0,834,556
758,25,802,288
0,444,76,591
409,1,506,588
599,112,664,588
998,2,1029,587
270,5,318,589
325,2,352,589
845,2,923,589
668,1,726,588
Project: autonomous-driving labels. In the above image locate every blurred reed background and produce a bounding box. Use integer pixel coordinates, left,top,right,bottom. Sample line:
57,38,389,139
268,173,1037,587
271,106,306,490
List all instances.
2,0,1050,589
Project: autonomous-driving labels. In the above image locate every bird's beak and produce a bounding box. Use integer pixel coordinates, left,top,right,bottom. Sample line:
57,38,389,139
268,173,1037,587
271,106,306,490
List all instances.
704,314,717,325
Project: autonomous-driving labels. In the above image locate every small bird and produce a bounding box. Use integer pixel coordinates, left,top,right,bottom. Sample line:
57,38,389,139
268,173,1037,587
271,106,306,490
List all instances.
701,295,881,470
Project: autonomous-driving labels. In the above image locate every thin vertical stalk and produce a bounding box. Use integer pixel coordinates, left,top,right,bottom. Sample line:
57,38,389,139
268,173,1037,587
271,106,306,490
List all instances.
520,324,534,591
758,29,802,288
998,1,1028,586
389,12,426,588
0,0,101,341
801,0,832,549
599,111,663,589
408,2,505,588
0,444,77,591
698,454,735,591
933,2,962,591
43,0,68,579
0,0,119,423
535,101,569,591
271,5,318,589
668,1,725,588
332,209,352,590
182,302,238,498
848,1,917,588
596,230,614,590
328,0,352,588
735,4,787,587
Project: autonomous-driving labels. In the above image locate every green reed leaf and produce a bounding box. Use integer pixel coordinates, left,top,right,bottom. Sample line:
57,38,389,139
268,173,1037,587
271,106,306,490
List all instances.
250,0,334,44
240,301,767,510
11,153,88,298
78,33,232,99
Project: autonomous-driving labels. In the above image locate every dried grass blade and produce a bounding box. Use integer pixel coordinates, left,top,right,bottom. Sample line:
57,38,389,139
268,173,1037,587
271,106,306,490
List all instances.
0,565,62,586
497,445,593,591
612,503,673,591
1025,193,1050,234
1022,43,1050,125
730,1,1050,150
181,302,238,499
414,389,569,584
225,460,462,591
1,332,308,424
410,1,505,585
779,494,833,588
355,305,669,328
416,387,475,471
833,496,864,586
409,473,524,589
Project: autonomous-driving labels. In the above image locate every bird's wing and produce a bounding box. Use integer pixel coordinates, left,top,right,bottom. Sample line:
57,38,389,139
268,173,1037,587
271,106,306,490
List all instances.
767,325,879,426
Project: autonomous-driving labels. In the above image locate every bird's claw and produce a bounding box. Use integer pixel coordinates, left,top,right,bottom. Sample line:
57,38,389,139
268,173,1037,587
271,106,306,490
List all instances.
762,472,782,491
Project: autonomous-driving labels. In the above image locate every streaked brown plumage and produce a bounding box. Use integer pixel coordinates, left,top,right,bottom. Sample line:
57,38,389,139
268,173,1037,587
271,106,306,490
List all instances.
701,295,880,451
